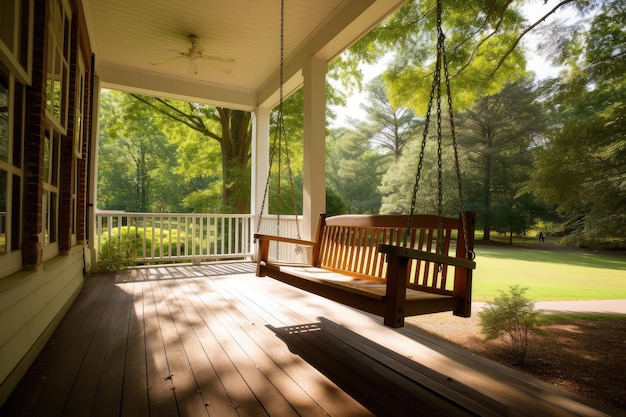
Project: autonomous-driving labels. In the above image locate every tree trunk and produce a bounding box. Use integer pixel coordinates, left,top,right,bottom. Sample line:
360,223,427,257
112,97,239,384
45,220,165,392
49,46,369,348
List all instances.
482,149,492,241
217,108,252,214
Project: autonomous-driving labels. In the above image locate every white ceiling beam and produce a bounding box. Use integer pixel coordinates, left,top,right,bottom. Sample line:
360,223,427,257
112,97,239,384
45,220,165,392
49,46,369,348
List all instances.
97,62,257,110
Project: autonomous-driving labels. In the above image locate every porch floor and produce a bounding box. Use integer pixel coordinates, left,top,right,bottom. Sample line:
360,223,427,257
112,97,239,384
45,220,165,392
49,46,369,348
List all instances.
0,262,617,417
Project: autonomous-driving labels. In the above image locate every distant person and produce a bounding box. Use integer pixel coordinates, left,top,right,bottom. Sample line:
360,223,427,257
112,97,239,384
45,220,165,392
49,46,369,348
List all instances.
539,231,545,243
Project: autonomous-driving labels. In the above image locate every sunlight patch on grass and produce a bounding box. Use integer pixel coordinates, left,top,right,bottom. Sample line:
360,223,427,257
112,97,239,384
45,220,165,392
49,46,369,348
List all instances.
471,247,626,301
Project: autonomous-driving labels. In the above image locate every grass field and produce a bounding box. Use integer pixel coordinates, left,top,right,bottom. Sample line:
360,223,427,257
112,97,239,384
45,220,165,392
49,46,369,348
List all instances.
470,244,626,302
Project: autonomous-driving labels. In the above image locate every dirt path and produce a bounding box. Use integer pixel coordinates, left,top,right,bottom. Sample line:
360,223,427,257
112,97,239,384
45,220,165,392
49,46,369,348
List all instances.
474,299,626,314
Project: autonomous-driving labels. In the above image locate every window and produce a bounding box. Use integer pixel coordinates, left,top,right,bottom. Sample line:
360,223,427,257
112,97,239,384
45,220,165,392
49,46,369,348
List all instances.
0,0,31,277
43,130,59,249
0,0,33,81
0,71,25,276
1,78,9,255
46,0,70,130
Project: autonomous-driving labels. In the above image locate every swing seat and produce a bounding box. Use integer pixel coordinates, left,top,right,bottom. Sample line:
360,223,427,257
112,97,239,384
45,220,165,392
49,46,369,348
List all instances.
255,212,476,328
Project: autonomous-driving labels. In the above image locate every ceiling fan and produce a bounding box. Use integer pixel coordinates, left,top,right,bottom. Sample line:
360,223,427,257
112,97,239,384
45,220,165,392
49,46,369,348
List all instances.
150,34,235,74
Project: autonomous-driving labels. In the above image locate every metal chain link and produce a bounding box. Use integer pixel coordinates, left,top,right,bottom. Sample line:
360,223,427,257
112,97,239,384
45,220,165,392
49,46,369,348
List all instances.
256,130,278,234
441,24,473,260
435,5,444,256
403,42,439,247
255,0,302,257
405,0,473,262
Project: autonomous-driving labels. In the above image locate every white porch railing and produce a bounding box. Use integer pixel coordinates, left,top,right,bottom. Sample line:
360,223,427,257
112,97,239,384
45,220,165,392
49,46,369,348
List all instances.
94,211,303,264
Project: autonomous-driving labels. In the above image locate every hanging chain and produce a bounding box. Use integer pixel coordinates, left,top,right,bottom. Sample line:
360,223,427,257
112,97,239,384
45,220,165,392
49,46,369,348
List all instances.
441,33,473,260
255,0,302,258
256,130,278,234
276,0,285,247
279,0,302,242
435,1,445,256
403,2,441,248
405,0,473,262
403,51,439,247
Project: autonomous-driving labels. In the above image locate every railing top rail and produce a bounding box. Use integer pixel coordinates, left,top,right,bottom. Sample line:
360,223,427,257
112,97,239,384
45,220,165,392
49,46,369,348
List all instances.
95,212,255,218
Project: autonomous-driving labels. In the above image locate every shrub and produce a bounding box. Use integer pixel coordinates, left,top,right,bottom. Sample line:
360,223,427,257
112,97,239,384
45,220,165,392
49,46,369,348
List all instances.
97,235,139,272
478,285,547,363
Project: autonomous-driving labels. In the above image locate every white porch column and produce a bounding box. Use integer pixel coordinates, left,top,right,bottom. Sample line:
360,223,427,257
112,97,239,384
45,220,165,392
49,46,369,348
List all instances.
252,106,271,223
302,57,328,240
87,77,101,272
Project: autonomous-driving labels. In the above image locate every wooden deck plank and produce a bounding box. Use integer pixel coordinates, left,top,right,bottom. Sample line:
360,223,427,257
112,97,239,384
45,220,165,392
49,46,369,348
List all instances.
176,279,271,417
204,276,371,417
269,321,467,417
163,280,241,417
317,317,508,417
219,274,619,417
152,280,209,417
2,264,619,417
89,282,135,417
29,276,119,417
119,281,150,417
183,279,301,417
142,281,180,417
212,275,475,417
62,278,133,417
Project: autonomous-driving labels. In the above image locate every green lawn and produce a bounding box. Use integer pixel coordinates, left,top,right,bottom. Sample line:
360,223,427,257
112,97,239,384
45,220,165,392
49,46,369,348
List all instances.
471,245,626,302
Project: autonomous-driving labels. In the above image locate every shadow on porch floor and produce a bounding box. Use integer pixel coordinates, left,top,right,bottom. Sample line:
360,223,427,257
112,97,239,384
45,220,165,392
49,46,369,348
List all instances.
1,262,619,417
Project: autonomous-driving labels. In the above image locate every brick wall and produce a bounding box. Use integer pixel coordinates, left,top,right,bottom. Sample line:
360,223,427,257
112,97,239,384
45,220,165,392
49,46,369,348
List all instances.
22,0,48,269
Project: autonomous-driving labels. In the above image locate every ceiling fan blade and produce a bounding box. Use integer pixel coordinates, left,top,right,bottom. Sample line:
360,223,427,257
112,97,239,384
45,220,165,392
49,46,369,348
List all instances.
199,54,236,63
150,54,184,65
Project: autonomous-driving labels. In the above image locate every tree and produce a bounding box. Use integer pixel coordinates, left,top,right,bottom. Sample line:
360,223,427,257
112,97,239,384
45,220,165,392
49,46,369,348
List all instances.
326,128,384,213
344,0,537,114
98,91,183,212
529,0,626,246
379,137,461,215
356,76,420,160
130,95,252,213
456,78,546,240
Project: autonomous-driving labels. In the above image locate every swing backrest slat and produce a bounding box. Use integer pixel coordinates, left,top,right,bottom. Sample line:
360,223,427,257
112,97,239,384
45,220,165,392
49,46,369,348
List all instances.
312,212,475,294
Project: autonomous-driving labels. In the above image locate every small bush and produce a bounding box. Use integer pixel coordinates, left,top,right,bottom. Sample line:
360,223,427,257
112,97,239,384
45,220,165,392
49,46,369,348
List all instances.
478,285,547,363
97,236,138,272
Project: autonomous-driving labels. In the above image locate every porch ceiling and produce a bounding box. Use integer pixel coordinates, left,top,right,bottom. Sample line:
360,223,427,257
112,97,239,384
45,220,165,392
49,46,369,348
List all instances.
82,0,405,110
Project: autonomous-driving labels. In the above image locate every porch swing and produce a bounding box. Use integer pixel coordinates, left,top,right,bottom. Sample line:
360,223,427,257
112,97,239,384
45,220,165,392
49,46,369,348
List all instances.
254,0,476,328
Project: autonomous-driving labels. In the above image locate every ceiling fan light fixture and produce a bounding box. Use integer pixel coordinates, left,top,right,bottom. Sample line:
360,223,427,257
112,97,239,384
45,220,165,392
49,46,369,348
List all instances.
150,34,235,74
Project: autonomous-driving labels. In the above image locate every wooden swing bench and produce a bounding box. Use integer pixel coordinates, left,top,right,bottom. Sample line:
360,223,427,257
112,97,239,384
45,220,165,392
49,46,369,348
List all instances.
255,212,476,328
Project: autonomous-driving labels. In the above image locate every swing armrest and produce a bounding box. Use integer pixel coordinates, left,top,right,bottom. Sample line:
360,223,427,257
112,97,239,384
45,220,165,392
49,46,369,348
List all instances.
254,234,317,272
254,234,317,247
378,244,476,270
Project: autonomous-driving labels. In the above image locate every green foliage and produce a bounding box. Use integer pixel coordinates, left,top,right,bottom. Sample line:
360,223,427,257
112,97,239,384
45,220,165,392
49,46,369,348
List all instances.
457,78,551,239
97,235,138,272
326,187,349,216
349,0,528,114
98,90,197,212
479,285,547,363
97,225,199,269
358,76,420,159
266,90,304,215
379,136,460,215
529,0,626,246
98,90,254,214
326,128,384,213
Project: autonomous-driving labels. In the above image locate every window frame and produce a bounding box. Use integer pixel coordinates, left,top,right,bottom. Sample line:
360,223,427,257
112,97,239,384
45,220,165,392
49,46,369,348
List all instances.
0,0,33,85
45,0,71,132
0,71,25,277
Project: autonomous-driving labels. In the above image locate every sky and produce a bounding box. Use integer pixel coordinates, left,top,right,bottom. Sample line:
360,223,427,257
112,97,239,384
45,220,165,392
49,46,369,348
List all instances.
329,2,579,128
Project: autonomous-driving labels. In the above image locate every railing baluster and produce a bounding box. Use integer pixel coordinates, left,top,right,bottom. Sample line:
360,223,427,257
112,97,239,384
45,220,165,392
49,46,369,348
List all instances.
94,211,287,264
